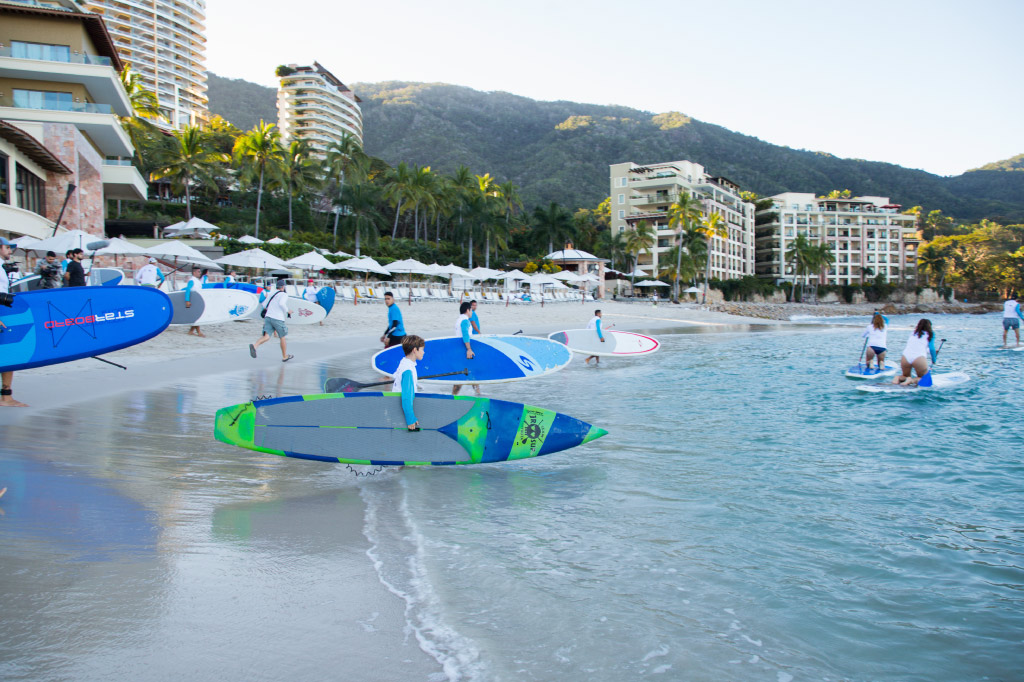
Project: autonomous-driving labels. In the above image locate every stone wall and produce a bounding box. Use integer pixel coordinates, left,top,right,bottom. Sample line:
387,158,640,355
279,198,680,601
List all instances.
42,123,104,237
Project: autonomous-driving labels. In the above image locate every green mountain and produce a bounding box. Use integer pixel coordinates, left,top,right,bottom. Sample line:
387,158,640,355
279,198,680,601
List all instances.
969,153,1024,172
206,74,1024,222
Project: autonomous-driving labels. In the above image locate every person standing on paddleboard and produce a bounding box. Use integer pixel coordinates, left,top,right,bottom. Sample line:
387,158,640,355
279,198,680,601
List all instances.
862,312,890,371
394,335,425,431
250,279,293,362
183,266,207,337
380,292,406,348
134,257,165,287
0,237,27,407
893,319,937,386
1002,294,1023,347
63,248,86,288
452,302,478,396
584,309,612,365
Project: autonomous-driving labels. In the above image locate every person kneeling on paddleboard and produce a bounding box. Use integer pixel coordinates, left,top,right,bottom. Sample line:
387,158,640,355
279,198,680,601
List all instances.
862,312,889,371
452,302,478,396
394,335,425,431
894,319,937,387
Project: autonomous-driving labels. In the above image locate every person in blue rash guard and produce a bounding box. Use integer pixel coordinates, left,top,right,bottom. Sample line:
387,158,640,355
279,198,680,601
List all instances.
183,266,207,337
452,301,478,396
584,309,613,365
861,311,890,371
380,292,406,348
469,299,481,334
393,335,425,431
893,318,937,387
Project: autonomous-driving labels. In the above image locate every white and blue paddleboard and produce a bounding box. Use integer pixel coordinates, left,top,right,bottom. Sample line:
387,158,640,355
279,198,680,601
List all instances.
996,345,1024,352
857,371,971,393
371,334,572,385
844,364,898,379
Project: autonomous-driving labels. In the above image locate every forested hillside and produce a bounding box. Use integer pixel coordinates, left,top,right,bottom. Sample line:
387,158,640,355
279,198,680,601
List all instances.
206,74,1024,221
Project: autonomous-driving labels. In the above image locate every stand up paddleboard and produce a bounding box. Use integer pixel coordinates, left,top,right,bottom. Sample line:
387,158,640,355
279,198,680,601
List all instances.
10,275,43,292
844,364,898,379
0,286,172,372
88,268,123,286
549,329,659,357
316,287,336,316
857,371,971,393
204,282,265,295
371,335,571,385
996,345,1024,352
214,392,607,466
168,289,258,325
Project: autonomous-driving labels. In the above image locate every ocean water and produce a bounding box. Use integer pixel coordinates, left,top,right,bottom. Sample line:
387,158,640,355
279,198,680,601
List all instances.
1,312,1022,681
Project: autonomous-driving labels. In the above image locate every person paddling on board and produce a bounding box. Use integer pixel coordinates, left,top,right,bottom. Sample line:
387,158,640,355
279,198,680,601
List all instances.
452,302,478,396
1001,294,1023,347
394,335,425,431
861,311,890,372
893,319,937,387
380,292,406,348
584,309,613,365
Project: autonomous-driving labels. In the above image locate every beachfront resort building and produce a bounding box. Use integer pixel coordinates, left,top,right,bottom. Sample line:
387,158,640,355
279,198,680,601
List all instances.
276,62,363,158
754,192,919,285
0,0,147,239
81,0,209,129
609,160,756,282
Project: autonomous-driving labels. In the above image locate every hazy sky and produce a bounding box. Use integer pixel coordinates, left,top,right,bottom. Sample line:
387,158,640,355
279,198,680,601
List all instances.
205,0,1023,177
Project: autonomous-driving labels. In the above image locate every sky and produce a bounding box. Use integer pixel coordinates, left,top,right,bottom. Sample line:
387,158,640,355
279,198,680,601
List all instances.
205,0,1024,177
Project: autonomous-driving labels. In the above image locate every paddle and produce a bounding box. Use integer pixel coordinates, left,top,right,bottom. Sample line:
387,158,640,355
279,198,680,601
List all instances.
855,337,868,373
933,338,946,365
324,369,469,394
91,355,127,370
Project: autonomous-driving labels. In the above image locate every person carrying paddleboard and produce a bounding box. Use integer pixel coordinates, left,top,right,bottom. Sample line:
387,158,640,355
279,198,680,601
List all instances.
183,266,208,337
394,335,426,431
452,302,479,396
861,312,890,370
1002,294,1023,347
250,279,293,362
469,299,481,334
0,236,27,407
584,309,612,365
134,257,165,287
893,319,937,387
380,292,406,348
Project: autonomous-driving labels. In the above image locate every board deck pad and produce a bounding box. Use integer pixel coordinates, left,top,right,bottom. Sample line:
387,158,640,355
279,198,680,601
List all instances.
857,371,971,393
844,364,898,379
371,335,571,384
0,286,172,372
549,329,660,357
214,392,607,466
168,289,258,325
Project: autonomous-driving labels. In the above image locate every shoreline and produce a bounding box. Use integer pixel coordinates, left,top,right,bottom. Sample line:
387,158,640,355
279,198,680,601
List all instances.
708,299,997,321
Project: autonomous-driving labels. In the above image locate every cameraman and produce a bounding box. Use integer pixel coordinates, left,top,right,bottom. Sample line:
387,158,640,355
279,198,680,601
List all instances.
34,250,62,288
0,236,27,407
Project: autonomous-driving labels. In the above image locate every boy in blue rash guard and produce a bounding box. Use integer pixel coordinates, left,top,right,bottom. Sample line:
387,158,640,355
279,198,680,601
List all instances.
469,300,481,334
392,335,425,431
380,292,406,348
584,309,613,365
183,266,207,337
452,302,478,396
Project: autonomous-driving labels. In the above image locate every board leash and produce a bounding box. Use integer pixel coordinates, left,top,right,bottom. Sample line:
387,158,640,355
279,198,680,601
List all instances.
345,464,388,477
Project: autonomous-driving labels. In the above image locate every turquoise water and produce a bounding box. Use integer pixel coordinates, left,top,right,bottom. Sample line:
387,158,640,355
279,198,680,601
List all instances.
1,313,1022,680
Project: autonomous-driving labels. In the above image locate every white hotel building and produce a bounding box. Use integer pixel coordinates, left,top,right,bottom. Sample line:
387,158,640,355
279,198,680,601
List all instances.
755,192,919,285
609,160,756,280
277,62,362,158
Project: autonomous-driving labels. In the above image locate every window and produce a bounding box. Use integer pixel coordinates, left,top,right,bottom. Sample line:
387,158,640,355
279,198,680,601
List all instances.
618,210,625,219
12,41,71,62
0,152,8,205
620,177,627,187
15,163,46,217
13,89,73,110
618,194,624,205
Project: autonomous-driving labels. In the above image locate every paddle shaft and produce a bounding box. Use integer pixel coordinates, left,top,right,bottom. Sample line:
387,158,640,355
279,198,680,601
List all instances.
933,338,946,366
857,337,868,367
331,369,469,393
92,355,127,370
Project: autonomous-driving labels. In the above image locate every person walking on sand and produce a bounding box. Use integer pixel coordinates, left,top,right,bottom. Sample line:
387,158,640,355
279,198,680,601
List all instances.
469,299,481,334
394,335,426,431
452,302,477,396
183,266,207,337
134,257,165,287
893,319,937,387
380,292,406,348
862,311,890,370
302,279,324,326
0,237,27,407
1002,294,1023,347
585,309,613,365
250,279,294,362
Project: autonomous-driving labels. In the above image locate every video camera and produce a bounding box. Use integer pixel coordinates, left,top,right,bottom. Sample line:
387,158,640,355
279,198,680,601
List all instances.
2,262,19,275
0,292,14,307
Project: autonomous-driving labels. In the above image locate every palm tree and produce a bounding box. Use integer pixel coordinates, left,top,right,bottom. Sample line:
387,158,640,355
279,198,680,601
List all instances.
784,232,817,301
596,229,628,272
233,121,284,239
659,245,699,288
624,220,656,289
810,242,836,300
474,174,504,268
448,166,477,265
339,182,383,257
917,242,951,288
695,212,728,303
281,140,321,236
384,162,414,238
532,202,575,255
151,125,224,219
407,165,435,242
667,190,704,301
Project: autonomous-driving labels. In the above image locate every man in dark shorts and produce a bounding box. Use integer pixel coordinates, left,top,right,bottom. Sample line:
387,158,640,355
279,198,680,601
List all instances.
64,248,86,287
380,291,406,348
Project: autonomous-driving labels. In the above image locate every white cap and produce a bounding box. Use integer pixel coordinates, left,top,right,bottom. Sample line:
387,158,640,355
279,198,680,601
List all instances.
148,257,157,263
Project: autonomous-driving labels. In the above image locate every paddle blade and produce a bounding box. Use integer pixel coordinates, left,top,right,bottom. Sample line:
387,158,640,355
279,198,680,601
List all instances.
324,377,361,393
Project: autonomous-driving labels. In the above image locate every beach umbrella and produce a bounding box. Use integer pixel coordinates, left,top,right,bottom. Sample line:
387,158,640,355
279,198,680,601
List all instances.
164,216,218,238
551,270,582,282
624,267,648,277
466,266,501,280
91,237,147,257
544,248,607,262
285,251,335,271
634,279,669,287
24,229,95,254
335,256,390,276
433,263,469,278
237,234,264,244
384,258,430,274
266,237,288,244
529,273,563,286
215,248,289,270
683,286,701,293
145,240,221,267
494,269,528,281
12,235,41,251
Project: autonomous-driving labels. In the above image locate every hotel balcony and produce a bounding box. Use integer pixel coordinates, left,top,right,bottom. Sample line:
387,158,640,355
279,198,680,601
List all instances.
0,203,56,240
101,158,148,201
0,100,134,157
0,47,132,116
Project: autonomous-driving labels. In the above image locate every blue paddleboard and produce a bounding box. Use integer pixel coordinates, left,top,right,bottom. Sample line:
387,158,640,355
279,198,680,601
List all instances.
316,287,336,315
0,286,172,372
844,364,898,379
371,334,572,385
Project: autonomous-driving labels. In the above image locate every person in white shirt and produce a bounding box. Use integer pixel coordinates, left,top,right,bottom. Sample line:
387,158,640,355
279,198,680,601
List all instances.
224,270,238,285
861,312,889,370
0,236,27,406
302,279,323,326
249,279,293,362
1002,295,1023,347
584,309,613,365
134,257,165,287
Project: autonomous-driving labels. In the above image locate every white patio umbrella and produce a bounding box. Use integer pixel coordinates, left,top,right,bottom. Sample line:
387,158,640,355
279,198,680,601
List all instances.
384,258,430,274
332,250,354,257
624,267,648,277
466,266,501,280
25,229,97,254
145,240,221,267
529,273,563,286
682,286,702,293
285,251,336,271
12,235,41,250
237,235,264,244
551,270,581,282
91,237,147,257
634,279,670,287
215,248,289,270
164,216,218,237
335,256,390,276
435,263,470,278
494,269,529,281
266,237,288,244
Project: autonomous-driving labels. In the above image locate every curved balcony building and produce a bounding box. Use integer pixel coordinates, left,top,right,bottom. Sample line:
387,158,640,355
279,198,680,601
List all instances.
277,62,362,158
